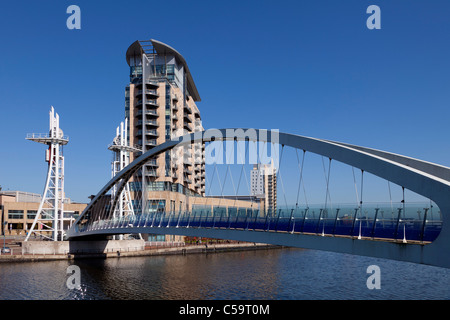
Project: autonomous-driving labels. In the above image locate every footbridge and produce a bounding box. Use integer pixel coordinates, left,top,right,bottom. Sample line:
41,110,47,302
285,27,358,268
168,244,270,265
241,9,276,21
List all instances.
67,129,450,269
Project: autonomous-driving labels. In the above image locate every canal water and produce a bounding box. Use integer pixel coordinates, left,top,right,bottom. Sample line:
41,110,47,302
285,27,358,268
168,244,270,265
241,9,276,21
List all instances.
1,248,450,300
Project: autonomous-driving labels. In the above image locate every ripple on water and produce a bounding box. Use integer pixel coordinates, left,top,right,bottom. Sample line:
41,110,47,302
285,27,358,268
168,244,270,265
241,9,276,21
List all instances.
1,249,450,300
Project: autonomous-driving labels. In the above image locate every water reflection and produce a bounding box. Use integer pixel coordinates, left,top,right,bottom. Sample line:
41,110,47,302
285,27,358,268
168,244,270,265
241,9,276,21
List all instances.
1,248,450,300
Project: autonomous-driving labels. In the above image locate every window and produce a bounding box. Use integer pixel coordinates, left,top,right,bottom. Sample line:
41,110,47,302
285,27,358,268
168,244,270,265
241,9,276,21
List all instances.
27,210,38,219
8,210,24,219
148,234,165,242
130,66,142,82
148,199,166,213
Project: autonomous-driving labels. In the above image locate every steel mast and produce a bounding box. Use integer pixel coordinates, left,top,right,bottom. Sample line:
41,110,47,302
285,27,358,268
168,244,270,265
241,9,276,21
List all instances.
25,106,68,241
108,118,141,240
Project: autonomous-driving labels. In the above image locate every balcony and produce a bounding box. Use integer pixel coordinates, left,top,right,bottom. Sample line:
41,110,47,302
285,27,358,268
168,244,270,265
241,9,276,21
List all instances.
195,120,203,129
134,80,159,88
146,99,158,106
145,109,158,117
145,81,159,88
136,109,158,117
145,129,158,137
136,119,159,127
183,123,192,132
145,119,159,126
171,152,179,161
194,148,202,157
145,169,158,178
146,159,158,167
183,148,192,157
145,89,158,96
184,114,192,123
137,89,158,96
137,130,158,137
146,139,157,146
184,105,192,114
136,99,158,106
184,163,193,175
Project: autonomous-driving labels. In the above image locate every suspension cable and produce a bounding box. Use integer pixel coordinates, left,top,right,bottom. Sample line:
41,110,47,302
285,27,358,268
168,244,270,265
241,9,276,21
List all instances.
215,140,236,225
232,139,248,210
320,157,332,235
233,139,252,223
359,170,364,239
388,181,394,220
278,145,289,211
295,149,306,210
352,167,360,206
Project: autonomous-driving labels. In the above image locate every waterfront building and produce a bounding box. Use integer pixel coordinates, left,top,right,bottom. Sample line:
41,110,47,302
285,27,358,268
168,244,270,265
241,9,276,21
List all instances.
125,39,205,198
124,39,205,241
250,161,277,216
0,190,87,237
122,39,261,241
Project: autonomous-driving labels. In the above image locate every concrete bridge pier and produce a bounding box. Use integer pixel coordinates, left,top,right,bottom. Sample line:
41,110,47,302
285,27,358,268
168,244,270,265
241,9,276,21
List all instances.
21,239,145,255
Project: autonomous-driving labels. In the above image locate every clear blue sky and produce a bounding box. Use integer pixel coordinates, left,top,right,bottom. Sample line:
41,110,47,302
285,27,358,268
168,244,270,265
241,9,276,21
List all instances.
1,0,449,204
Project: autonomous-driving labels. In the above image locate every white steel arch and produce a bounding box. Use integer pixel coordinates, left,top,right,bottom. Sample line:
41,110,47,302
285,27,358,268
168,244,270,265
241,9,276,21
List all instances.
68,129,450,268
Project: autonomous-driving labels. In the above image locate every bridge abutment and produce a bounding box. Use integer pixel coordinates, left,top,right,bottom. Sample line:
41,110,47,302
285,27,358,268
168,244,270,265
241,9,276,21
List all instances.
21,239,145,255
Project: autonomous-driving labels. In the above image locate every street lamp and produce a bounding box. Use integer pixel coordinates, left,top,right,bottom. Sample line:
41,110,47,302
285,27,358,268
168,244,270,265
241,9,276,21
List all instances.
2,221,7,251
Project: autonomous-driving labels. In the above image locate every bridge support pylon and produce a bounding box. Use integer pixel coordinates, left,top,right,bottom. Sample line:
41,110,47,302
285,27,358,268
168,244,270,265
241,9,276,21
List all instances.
25,107,69,241
108,118,142,240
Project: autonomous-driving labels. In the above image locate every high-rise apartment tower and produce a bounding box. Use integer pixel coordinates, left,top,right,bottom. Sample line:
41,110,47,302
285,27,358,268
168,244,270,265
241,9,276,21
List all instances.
125,39,205,220
250,162,277,216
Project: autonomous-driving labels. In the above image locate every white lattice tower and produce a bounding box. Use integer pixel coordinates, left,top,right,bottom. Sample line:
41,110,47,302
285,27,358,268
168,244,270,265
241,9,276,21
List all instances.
108,118,141,239
25,107,68,241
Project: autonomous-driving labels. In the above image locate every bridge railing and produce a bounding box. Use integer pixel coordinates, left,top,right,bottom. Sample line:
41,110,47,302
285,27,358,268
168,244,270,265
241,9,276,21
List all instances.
75,202,442,243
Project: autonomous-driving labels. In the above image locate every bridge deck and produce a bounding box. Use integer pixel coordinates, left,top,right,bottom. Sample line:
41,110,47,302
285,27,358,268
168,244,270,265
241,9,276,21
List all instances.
72,213,440,245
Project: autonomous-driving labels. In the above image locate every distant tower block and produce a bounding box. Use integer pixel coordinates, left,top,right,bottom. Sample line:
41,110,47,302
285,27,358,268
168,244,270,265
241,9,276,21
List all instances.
108,118,141,240
25,106,68,241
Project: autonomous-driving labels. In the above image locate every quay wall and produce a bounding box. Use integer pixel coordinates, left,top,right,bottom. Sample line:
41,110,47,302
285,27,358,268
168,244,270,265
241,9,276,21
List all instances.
21,239,145,255
0,241,279,263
